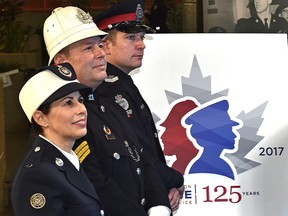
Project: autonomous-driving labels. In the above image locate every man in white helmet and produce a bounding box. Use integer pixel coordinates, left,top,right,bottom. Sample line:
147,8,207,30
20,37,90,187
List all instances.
44,6,107,89
43,6,171,216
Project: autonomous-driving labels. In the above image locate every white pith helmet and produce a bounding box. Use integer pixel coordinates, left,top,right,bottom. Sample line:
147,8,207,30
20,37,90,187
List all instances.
43,6,107,65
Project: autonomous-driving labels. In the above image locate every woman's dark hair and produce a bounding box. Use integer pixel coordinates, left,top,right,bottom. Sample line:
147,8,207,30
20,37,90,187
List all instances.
31,103,51,134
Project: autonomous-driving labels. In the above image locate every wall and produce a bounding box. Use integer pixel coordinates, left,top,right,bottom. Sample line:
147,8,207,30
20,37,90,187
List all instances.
203,0,235,32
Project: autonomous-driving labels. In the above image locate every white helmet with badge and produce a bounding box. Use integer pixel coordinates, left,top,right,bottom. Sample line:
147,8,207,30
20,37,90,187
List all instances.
43,6,107,65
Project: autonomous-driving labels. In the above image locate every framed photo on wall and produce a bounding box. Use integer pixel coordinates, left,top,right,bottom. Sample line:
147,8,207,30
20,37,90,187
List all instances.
203,0,288,33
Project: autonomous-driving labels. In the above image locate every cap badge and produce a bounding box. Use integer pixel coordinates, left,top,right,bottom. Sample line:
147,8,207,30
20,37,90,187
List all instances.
57,65,72,78
135,4,144,23
76,8,93,24
30,193,46,209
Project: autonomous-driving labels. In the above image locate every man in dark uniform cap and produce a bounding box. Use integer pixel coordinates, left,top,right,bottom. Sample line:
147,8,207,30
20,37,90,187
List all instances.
43,5,172,216
95,0,155,33
94,0,184,212
235,0,288,32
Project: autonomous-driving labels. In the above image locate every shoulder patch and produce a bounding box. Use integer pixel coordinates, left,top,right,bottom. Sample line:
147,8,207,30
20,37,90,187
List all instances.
74,141,91,163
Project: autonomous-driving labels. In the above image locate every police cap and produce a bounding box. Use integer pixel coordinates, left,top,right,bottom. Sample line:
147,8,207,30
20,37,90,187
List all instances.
94,0,155,33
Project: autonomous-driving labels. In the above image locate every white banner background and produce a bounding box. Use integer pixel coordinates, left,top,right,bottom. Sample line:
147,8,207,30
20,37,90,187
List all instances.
132,34,288,216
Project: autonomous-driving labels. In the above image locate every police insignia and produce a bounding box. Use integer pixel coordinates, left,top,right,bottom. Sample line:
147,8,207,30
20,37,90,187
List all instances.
115,94,133,117
57,65,72,78
30,193,46,209
135,4,143,23
115,94,129,110
76,8,93,24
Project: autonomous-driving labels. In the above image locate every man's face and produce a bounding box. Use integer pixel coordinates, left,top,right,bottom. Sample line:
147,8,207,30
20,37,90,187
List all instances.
104,31,146,74
254,0,271,13
55,36,107,90
281,7,288,22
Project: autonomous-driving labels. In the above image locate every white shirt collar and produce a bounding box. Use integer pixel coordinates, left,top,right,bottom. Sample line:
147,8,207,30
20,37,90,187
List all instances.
39,134,80,171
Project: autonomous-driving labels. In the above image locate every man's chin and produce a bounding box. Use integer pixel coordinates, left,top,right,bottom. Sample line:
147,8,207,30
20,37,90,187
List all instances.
134,62,142,68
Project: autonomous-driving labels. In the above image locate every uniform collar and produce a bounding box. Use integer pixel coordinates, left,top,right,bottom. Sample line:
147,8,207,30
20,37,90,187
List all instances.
106,62,133,82
34,136,100,200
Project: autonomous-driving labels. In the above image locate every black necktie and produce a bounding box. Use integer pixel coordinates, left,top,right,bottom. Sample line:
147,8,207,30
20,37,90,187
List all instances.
264,18,269,30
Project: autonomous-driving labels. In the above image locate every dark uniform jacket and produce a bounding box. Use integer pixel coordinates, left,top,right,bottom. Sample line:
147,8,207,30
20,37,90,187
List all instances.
11,136,105,216
73,92,171,216
235,14,288,33
95,63,184,190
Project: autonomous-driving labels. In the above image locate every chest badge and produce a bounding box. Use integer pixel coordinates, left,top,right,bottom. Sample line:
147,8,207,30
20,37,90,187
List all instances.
103,125,116,140
115,94,133,117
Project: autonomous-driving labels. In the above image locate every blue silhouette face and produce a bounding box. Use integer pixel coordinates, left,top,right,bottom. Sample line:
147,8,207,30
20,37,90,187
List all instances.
185,100,240,150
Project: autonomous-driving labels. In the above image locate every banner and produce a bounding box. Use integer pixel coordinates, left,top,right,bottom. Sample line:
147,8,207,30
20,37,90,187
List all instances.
132,34,288,216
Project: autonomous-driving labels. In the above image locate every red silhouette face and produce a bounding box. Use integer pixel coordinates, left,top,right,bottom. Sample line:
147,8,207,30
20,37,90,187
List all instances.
159,99,199,174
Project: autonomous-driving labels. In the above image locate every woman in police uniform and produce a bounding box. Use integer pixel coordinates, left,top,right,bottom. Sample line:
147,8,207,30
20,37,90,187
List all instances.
11,63,105,216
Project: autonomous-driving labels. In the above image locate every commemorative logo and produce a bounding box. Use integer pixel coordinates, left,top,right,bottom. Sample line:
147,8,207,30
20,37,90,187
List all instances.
133,34,288,216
